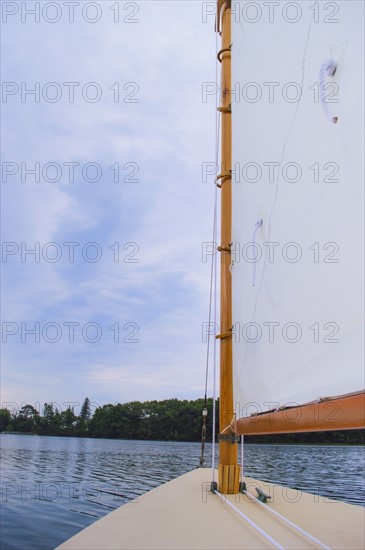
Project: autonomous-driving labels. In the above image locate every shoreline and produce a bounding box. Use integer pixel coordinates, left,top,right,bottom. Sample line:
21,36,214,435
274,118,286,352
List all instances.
2,432,364,446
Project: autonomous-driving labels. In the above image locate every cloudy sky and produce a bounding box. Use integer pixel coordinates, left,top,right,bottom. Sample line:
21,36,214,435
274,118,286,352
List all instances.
1,1,220,414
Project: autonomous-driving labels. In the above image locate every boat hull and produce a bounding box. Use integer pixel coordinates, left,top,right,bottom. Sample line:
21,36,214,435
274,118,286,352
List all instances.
56,468,364,549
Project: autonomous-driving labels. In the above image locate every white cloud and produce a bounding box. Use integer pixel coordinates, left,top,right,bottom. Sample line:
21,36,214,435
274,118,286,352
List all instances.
1,1,218,407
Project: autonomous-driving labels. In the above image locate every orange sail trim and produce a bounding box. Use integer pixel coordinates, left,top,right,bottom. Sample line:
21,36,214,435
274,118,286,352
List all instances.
233,391,365,435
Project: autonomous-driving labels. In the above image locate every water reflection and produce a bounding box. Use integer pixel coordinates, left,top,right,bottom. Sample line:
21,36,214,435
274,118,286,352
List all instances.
1,435,364,550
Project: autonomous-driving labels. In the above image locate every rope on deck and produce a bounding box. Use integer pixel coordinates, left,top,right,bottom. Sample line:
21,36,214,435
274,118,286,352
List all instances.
242,488,331,550
213,489,284,549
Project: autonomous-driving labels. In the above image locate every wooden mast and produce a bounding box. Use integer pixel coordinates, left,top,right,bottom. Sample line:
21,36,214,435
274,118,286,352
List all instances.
217,1,240,494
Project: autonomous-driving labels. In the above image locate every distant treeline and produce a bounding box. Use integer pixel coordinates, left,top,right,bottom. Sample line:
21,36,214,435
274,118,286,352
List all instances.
0,398,216,441
0,398,363,444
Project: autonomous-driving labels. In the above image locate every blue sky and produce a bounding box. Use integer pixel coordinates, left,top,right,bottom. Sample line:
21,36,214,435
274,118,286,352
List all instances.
1,1,219,414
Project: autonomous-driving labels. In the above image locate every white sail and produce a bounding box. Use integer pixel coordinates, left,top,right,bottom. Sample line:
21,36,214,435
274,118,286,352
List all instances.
231,1,364,417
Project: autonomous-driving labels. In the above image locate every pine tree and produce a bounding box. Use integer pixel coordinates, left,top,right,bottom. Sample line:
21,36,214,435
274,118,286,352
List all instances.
80,397,91,421
78,397,91,434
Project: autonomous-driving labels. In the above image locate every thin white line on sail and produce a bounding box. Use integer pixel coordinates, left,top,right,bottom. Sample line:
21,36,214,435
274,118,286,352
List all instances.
252,219,263,287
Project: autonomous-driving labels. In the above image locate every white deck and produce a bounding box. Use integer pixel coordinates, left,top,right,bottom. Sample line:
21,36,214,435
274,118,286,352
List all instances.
56,468,364,549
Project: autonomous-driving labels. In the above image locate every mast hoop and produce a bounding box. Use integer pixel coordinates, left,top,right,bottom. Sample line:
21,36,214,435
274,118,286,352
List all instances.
215,331,232,340
217,45,231,63
216,171,232,188
217,105,231,113
217,244,231,253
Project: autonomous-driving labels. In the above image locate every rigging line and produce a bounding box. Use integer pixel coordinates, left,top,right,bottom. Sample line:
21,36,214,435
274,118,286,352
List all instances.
239,13,314,380
203,26,221,472
240,435,244,482
213,490,284,550
202,124,219,468
203,192,217,406
212,26,220,481
212,203,218,479
242,489,331,550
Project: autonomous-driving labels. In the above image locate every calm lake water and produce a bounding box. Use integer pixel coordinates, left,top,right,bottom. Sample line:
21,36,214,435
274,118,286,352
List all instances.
1,434,364,550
